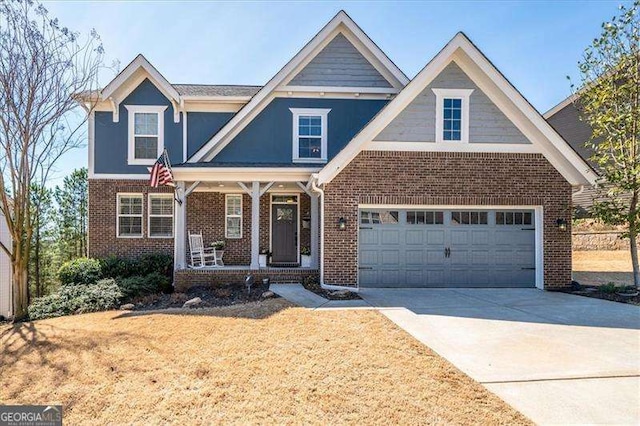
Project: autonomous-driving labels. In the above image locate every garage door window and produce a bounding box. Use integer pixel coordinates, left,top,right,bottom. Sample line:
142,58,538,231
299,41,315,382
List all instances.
407,211,444,225
496,211,532,226
360,210,399,225
451,211,488,225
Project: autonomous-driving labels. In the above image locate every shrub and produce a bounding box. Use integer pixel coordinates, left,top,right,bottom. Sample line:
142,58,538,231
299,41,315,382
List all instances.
58,258,102,286
99,256,136,279
599,283,619,294
100,254,173,279
29,279,122,320
117,276,157,299
117,272,173,300
136,254,173,277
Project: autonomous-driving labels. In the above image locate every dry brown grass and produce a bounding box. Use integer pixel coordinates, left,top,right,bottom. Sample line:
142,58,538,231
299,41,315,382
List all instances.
573,250,635,272
1,300,530,425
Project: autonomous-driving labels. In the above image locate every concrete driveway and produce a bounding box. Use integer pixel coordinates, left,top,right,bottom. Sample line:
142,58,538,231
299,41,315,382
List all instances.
359,288,640,425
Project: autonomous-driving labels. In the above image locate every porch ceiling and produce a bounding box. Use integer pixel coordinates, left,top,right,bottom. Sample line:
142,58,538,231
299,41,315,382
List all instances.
194,181,306,193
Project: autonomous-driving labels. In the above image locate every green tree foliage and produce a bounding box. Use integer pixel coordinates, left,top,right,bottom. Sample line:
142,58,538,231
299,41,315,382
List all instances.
576,2,640,287
54,168,88,261
28,184,56,298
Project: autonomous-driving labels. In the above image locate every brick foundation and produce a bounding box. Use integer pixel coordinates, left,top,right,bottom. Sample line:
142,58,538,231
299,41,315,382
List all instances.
322,151,572,289
173,268,318,291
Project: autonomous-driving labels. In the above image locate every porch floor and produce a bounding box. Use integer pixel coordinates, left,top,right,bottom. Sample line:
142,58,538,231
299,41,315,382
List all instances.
180,265,318,272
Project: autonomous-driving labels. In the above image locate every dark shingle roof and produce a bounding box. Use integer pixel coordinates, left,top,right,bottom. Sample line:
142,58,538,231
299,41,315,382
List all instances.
172,84,262,97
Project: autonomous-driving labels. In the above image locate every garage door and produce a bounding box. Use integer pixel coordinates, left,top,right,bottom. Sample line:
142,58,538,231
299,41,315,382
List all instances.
358,209,536,288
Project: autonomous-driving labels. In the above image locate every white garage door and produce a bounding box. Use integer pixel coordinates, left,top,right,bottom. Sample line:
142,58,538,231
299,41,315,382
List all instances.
358,208,536,288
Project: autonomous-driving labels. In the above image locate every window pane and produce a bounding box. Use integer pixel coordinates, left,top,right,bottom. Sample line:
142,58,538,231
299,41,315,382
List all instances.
119,196,142,215
150,216,173,237
479,212,488,224
451,211,460,225
361,211,371,224
523,212,532,225
443,98,462,141
226,196,241,216
134,136,158,159
298,137,322,158
134,113,158,135
407,211,415,224
435,211,444,224
496,212,504,225
452,99,462,108
150,196,173,215
119,216,142,236
226,217,241,238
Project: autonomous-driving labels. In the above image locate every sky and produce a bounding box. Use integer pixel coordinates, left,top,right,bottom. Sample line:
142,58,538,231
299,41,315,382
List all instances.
42,0,629,185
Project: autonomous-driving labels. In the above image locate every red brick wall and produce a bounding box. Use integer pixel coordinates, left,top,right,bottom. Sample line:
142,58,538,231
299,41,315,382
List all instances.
88,180,175,258
89,179,314,265
323,151,572,289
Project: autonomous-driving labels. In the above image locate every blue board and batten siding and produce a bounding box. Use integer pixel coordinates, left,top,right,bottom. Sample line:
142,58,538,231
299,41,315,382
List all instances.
94,79,234,174
94,79,182,174
214,98,388,164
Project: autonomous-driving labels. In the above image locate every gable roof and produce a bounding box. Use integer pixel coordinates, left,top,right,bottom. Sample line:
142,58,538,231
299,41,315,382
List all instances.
100,54,180,103
187,10,409,163
316,32,597,186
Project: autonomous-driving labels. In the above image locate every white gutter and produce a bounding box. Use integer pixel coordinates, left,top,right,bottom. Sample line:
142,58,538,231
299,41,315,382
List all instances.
309,173,325,285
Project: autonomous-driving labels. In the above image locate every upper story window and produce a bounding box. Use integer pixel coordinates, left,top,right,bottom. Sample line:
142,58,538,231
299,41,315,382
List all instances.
289,108,330,163
125,105,167,165
432,88,473,143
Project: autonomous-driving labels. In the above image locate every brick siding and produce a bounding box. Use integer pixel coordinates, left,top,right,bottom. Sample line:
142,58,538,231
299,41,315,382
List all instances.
88,179,174,258
89,179,313,265
323,151,572,289
174,268,318,291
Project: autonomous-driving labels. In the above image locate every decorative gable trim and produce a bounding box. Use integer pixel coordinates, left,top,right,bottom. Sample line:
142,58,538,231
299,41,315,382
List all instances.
101,54,181,123
187,10,408,163
317,33,597,186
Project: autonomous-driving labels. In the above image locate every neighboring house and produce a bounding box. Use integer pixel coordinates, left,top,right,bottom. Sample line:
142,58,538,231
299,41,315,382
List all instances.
79,11,595,291
0,211,11,319
545,95,601,216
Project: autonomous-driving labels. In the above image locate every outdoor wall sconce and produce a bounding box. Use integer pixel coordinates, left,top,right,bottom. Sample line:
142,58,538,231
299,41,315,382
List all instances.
338,217,347,230
302,216,310,229
556,218,568,231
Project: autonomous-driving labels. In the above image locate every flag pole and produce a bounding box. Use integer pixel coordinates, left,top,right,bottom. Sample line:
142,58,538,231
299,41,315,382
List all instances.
164,148,182,206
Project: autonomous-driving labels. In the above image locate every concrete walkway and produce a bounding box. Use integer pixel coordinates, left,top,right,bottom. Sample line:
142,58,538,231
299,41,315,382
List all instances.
359,288,640,425
269,284,371,309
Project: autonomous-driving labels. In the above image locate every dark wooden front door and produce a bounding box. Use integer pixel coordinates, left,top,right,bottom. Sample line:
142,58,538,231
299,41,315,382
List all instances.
271,204,297,263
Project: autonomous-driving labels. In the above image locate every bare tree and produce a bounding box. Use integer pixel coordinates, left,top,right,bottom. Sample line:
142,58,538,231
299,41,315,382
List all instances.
0,0,103,320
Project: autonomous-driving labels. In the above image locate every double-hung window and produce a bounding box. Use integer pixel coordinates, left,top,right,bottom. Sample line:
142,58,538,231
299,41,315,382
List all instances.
432,89,473,143
289,108,330,163
125,105,167,165
225,194,242,239
117,194,143,237
148,194,174,238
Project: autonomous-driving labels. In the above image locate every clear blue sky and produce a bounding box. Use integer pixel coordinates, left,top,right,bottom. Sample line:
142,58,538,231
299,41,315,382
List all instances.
43,0,628,185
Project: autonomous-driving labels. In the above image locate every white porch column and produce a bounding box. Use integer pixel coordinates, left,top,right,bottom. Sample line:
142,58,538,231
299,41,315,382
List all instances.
310,193,319,269
173,182,187,270
250,181,260,270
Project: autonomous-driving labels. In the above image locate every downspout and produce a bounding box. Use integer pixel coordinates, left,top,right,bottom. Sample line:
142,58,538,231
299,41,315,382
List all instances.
310,173,324,285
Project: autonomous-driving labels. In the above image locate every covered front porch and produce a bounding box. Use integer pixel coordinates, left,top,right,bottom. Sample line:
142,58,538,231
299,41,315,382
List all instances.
171,166,321,286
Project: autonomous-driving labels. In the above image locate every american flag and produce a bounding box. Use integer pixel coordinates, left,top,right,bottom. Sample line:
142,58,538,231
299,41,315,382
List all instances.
149,150,174,187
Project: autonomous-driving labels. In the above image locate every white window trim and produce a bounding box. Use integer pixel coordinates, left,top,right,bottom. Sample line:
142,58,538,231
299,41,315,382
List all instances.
148,193,174,238
225,194,243,239
432,88,474,144
125,105,168,165
289,108,330,163
116,193,143,238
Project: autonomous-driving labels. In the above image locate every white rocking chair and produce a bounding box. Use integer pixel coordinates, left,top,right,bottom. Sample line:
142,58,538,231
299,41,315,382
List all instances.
188,231,219,268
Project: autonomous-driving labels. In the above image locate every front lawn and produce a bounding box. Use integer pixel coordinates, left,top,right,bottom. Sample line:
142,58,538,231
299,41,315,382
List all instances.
1,300,529,424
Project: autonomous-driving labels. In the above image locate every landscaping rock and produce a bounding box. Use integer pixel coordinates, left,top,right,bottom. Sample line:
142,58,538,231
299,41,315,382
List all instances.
182,297,202,308
330,290,351,298
261,291,275,299
120,303,135,310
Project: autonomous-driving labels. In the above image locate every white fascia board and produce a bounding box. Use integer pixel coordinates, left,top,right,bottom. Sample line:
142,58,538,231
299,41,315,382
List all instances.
101,54,181,103
543,93,578,119
181,96,252,103
89,173,151,180
279,85,400,94
187,11,408,163
172,167,320,182
318,33,597,186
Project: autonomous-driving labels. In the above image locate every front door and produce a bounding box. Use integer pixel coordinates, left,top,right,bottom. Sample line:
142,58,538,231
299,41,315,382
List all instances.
271,203,297,263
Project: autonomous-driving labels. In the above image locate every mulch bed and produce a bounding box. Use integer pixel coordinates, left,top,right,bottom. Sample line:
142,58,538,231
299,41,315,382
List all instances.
561,282,640,306
301,279,361,301
130,282,277,311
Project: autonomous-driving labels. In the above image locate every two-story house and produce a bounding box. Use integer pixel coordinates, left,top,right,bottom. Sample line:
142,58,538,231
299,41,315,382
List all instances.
80,11,596,291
